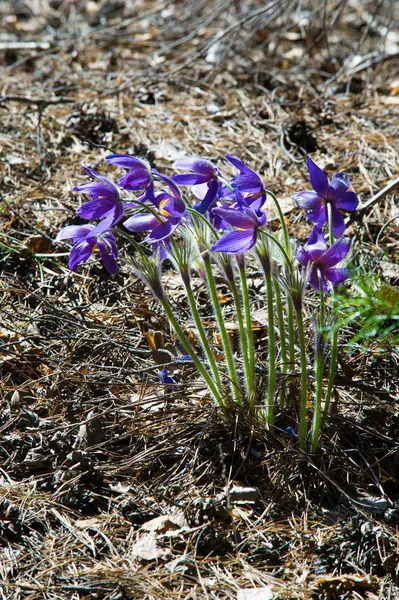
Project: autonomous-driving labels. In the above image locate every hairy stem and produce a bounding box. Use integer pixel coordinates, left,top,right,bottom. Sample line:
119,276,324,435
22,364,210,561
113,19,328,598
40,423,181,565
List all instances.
274,278,287,409
238,258,256,398
311,272,325,453
182,274,222,390
158,294,223,406
203,254,242,405
296,308,308,450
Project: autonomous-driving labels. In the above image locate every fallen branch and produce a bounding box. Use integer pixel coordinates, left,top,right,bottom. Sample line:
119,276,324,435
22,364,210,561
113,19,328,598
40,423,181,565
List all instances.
346,176,399,224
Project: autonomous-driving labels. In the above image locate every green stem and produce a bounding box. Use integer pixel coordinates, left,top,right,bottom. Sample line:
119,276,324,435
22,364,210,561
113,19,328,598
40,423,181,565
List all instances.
311,272,325,453
238,258,256,397
182,275,222,390
203,254,242,405
323,203,338,420
228,266,252,396
157,294,223,407
274,278,287,409
296,308,308,450
266,189,290,253
287,297,296,380
263,267,276,425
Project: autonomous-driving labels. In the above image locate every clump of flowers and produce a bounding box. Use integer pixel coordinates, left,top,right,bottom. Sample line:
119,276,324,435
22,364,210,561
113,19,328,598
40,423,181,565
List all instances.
55,154,358,452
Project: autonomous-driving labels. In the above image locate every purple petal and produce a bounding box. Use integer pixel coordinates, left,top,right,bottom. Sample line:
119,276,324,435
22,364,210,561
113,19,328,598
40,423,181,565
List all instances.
293,191,322,211
296,246,311,267
318,237,350,268
97,237,118,274
161,196,186,218
307,204,328,227
119,169,152,190
330,172,350,194
152,169,181,198
323,267,349,285
123,213,160,232
212,206,258,230
76,197,117,220
308,266,328,292
335,191,359,212
330,204,346,237
307,158,329,195
172,157,216,178
55,225,94,242
68,239,95,271
194,179,219,214
191,181,209,200
307,225,327,258
212,229,256,254
106,154,149,171
145,219,180,243
172,173,211,186
225,154,253,174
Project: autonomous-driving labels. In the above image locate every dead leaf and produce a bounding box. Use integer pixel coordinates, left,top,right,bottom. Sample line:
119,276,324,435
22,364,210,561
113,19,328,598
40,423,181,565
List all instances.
130,532,171,561
237,587,274,600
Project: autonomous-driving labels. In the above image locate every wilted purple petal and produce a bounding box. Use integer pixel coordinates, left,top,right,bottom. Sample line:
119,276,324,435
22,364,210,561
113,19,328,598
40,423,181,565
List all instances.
212,229,256,254
318,237,350,268
330,172,350,194
335,191,359,212
145,218,180,243
123,213,160,232
293,191,322,211
158,368,176,385
323,267,349,285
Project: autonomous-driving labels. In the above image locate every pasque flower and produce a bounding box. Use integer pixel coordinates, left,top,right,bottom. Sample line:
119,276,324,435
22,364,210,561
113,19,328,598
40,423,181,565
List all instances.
225,154,266,205
106,154,155,203
293,158,358,237
296,225,350,292
74,166,124,226
212,200,266,254
124,193,186,244
55,220,118,274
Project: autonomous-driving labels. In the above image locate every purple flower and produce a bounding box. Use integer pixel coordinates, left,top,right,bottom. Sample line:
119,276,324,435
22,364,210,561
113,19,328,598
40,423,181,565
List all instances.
225,154,266,205
296,225,350,292
211,204,266,254
172,157,219,186
124,195,186,244
158,369,176,385
106,154,155,203
55,221,118,274
74,166,123,226
293,158,359,237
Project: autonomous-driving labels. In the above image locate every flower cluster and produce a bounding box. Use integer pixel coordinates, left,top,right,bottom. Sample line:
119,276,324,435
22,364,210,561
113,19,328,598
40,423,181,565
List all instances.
55,152,359,451
57,154,356,283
